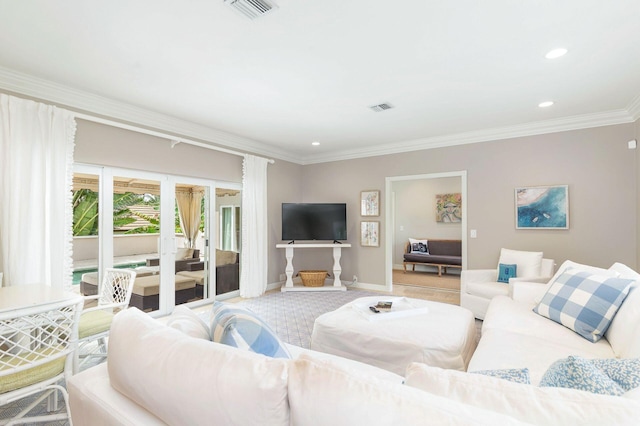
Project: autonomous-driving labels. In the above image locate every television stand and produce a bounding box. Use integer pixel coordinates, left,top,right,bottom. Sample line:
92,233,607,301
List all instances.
276,243,351,292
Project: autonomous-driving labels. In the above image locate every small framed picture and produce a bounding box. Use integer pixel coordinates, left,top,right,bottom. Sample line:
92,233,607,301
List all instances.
361,221,380,247
360,190,380,216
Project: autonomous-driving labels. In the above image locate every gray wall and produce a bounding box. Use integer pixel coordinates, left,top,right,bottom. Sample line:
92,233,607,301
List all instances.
75,120,243,182
57,116,640,289
297,123,637,288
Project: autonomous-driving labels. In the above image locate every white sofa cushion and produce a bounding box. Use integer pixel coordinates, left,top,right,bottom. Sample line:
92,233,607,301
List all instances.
483,296,616,357
533,269,634,342
498,248,543,278
605,264,640,358
288,356,528,425
468,328,615,385
108,308,290,426
467,280,510,299
405,363,640,425
68,364,166,426
606,286,640,358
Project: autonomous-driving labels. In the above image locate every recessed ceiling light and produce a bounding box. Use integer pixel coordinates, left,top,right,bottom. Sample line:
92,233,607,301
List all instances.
538,101,554,108
311,141,320,146
545,48,568,59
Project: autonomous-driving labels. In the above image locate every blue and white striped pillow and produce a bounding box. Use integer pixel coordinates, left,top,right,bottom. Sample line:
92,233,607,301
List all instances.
533,269,634,342
210,302,291,359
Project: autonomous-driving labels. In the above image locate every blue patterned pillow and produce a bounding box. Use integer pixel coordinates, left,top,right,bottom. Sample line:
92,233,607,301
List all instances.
497,263,517,283
472,368,530,384
209,302,291,359
533,269,634,342
540,356,624,396
591,358,640,392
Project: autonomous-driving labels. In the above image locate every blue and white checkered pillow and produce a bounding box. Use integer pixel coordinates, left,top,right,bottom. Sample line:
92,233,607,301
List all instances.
209,302,291,359
533,269,634,342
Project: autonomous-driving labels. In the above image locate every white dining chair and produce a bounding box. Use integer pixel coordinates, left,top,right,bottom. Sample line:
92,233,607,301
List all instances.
0,295,83,425
74,268,136,373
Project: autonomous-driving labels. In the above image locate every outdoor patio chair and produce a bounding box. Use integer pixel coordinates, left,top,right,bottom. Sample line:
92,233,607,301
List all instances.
0,296,83,425
74,268,136,373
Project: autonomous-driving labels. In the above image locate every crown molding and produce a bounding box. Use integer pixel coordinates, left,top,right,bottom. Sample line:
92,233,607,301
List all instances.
1,66,637,166
301,108,636,164
0,66,300,164
627,93,640,121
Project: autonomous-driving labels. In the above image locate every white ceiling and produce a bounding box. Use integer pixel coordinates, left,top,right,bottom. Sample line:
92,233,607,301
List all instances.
1,0,639,164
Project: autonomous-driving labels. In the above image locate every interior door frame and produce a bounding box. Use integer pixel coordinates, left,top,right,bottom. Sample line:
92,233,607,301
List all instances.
384,170,467,292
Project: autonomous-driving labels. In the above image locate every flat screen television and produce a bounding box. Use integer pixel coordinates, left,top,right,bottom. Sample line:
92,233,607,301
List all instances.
282,203,347,242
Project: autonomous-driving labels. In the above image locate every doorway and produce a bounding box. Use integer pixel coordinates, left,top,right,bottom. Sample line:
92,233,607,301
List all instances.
384,171,467,293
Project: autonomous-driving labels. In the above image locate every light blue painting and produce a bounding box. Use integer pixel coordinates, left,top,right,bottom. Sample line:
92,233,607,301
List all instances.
516,185,569,229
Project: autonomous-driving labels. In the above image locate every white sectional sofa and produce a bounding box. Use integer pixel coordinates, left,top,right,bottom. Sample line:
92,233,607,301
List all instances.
68,261,640,425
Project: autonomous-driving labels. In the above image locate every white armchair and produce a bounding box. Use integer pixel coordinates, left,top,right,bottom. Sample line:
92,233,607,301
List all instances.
461,248,555,320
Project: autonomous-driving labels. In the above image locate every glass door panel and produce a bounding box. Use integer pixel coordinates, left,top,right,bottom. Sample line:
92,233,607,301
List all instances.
113,175,161,312
72,171,101,297
175,183,209,303
216,187,241,296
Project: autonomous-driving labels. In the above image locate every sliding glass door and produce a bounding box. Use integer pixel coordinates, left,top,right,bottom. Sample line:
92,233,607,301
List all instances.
72,164,226,315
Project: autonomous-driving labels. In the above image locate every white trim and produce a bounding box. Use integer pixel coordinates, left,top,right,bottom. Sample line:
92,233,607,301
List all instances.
627,93,640,121
303,110,635,164
1,66,637,166
0,66,283,163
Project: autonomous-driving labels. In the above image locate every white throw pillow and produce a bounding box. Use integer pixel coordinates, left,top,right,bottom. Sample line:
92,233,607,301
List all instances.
497,248,543,278
609,262,640,280
408,238,429,254
605,284,640,358
175,247,194,260
108,308,290,426
165,305,210,340
405,363,640,425
288,357,527,426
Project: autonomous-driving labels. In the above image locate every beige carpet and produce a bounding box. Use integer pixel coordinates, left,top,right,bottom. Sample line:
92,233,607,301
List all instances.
392,269,460,291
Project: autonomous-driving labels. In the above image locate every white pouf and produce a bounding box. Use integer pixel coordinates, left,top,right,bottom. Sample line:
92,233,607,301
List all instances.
310,296,477,376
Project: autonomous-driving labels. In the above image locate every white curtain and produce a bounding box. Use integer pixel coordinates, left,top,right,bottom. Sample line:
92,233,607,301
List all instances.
239,154,269,298
0,94,76,289
176,188,203,248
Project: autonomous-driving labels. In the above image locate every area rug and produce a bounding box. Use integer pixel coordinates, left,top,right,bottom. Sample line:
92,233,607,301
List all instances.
238,289,380,349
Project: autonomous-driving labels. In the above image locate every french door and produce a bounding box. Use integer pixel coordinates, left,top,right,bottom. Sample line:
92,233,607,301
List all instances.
72,164,223,316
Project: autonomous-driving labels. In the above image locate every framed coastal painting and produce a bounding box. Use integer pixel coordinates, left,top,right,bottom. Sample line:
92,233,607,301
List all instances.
360,190,380,217
360,221,380,247
515,185,569,229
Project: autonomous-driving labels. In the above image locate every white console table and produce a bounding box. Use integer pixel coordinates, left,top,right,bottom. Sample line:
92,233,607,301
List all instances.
276,243,351,292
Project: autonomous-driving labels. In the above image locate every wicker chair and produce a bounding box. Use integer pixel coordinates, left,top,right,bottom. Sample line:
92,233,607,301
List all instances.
0,295,83,425
74,268,136,373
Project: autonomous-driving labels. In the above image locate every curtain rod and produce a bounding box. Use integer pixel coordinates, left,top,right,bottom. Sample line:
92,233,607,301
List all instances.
74,112,275,164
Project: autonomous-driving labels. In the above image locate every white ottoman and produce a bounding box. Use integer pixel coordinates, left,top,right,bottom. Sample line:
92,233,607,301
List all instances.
310,296,477,376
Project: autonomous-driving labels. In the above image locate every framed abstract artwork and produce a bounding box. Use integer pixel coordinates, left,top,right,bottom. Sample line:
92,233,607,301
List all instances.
515,185,569,229
360,190,380,217
436,193,462,223
360,221,380,247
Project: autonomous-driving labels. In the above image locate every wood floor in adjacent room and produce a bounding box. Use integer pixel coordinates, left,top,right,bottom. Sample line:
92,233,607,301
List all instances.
391,269,460,305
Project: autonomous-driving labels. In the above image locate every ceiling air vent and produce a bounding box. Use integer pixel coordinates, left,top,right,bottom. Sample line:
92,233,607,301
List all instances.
224,0,278,20
369,103,393,112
